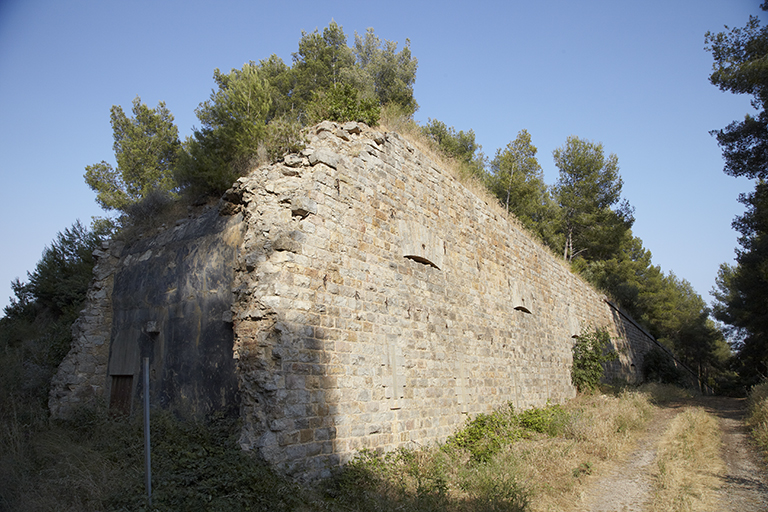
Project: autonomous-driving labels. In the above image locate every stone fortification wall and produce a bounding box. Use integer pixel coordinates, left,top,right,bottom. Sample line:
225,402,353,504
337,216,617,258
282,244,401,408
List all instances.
50,208,244,420
49,240,122,418
226,121,646,479
50,121,684,480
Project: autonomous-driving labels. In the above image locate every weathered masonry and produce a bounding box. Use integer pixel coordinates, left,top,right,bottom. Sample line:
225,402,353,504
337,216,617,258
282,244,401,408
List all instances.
50,121,687,479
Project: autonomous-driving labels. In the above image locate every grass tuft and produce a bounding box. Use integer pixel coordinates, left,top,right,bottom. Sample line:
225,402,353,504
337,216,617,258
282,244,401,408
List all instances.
650,407,724,511
747,381,768,454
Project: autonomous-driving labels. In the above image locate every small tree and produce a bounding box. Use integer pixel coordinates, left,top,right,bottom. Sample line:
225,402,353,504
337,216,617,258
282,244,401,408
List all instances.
487,130,560,245
84,97,180,213
422,119,486,178
571,327,618,393
176,63,271,196
351,28,419,115
552,136,634,263
307,83,380,126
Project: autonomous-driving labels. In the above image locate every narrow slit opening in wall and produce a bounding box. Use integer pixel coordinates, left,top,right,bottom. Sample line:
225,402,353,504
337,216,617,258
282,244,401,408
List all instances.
404,255,439,269
109,375,133,417
514,306,531,314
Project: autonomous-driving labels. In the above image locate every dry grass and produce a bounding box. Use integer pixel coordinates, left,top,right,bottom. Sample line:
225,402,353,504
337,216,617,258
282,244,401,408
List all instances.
638,382,694,405
649,407,725,512
334,390,655,512
377,107,570,271
523,391,654,512
747,381,768,454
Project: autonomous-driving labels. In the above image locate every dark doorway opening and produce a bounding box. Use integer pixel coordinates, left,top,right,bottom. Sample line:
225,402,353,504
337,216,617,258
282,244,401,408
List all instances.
109,375,133,416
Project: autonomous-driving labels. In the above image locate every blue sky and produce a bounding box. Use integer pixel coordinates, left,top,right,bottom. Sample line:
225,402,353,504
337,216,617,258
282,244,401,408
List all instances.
0,0,763,313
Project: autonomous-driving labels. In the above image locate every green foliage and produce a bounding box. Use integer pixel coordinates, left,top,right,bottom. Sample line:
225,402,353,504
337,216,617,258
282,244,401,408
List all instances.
307,83,381,126
444,402,571,465
1,221,106,360
581,231,731,389
351,28,419,115
105,412,310,512
84,97,180,213
706,4,768,389
172,22,417,199
334,419,532,512
332,448,451,512
456,469,530,512
712,181,768,386
26,221,104,319
579,231,656,314
263,115,307,162
747,381,768,454
1,401,314,512
641,347,684,385
571,327,618,393
705,4,768,181
517,404,569,437
258,54,296,122
446,405,521,464
487,130,559,243
488,130,544,214
292,21,355,108
552,136,634,263
177,63,271,197
0,222,109,510
422,119,486,178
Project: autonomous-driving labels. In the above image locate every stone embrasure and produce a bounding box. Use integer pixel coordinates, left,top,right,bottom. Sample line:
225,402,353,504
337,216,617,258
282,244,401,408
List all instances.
50,121,688,481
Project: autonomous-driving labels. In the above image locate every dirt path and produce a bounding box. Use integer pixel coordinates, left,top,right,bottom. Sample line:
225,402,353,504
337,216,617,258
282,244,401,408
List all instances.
697,396,768,511
571,397,768,512
572,405,683,512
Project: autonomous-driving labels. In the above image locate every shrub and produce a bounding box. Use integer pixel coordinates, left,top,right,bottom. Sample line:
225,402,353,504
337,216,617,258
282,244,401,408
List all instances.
263,116,306,162
517,403,570,437
445,404,521,463
571,327,618,393
307,83,381,126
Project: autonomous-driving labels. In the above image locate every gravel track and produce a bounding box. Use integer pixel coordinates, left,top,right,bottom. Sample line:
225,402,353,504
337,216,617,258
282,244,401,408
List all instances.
569,397,768,512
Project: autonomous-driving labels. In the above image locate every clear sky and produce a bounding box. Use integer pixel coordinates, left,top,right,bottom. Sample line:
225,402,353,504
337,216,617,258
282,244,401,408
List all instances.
0,0,763,313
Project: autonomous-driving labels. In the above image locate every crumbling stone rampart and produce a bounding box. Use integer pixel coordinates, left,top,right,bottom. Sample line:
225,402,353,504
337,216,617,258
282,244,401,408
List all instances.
226,121,652,478
50,121,688,480
49,240,122,417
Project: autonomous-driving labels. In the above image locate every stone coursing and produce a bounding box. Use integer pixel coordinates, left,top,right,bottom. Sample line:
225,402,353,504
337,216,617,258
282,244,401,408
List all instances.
49,240,122,418
50,120,694,480
225,121,651,479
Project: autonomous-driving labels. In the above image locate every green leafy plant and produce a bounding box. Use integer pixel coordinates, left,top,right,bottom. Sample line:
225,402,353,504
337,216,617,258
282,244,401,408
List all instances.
445,404,521,464
263,115,306,162
517,403,569,437
571,327,618,393
84,97,180,214
308,83,381,126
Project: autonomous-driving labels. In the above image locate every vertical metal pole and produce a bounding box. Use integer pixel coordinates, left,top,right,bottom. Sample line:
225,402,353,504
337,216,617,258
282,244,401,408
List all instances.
143,356,152,508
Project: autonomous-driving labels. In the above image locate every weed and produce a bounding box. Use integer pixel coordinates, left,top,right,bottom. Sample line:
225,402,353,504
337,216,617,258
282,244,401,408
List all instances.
571,327,618,393
639,382,693,405
518,403,570,437
572,461,593,478
445,404,521,463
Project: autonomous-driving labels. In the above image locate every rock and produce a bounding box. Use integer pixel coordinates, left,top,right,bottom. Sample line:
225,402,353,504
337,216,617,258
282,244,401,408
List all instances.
291,197,317,218
315,120,335,134
283,154,303,168
308,148,341,169
343,121,361,134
